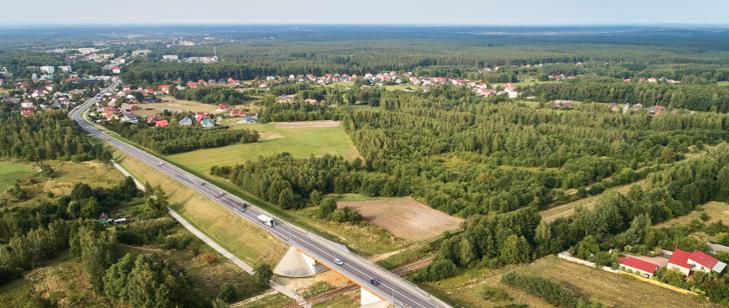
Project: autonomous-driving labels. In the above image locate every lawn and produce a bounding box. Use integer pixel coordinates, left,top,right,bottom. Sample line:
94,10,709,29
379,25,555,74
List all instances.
238,292,295,308
166,121,360,174
115,150,287,266
421,255,717,308
0,160,32,192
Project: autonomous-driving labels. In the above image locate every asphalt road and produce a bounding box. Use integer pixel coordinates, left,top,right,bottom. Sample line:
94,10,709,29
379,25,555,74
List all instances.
69,81,449,308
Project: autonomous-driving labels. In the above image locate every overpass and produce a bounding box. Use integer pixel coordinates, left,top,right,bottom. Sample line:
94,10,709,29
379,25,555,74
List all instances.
70,80,450,308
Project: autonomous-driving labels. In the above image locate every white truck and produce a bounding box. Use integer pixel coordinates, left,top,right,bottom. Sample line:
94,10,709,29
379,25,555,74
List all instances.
257,214,274,227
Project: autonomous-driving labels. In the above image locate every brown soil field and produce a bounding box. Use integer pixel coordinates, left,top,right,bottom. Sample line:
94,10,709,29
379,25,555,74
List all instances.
337,197,463,241
274,120,341,128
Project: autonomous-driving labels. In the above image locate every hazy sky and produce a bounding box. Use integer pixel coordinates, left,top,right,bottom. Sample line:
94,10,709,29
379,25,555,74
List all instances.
3,0,729,25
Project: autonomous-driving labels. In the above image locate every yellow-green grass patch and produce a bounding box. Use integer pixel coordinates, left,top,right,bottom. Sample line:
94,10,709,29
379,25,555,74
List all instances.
114,150,286,265
166,121,360,174
540,179,648,223
237,292,295,308
0,160,32,192
422,255,716,308
656,201,729,227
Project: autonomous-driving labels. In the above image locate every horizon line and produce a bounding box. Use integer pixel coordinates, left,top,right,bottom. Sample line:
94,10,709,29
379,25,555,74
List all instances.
1,22,729,28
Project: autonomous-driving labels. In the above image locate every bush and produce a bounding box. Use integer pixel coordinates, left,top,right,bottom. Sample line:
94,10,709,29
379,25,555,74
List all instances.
501,272,590,308
414,257,458,282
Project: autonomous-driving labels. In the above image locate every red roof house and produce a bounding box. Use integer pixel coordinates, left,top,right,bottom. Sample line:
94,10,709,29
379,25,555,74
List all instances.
186,81,198,89
157,84,170,94
195,112,207,122
667,249,692,276
688,250,725,273
20,108,35,117
155,119,169,128
230,108,243,117
218,103,230,110
618,256,659,278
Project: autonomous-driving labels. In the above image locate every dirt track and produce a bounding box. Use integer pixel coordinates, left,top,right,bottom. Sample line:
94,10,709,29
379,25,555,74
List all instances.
338,197,463,241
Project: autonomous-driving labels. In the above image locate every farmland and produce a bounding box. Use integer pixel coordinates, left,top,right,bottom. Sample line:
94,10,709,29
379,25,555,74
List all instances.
167,121,360,174
0,160,31,192
338,197,463,241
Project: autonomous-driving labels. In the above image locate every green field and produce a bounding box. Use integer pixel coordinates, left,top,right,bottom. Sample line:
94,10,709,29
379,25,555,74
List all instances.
0,160,32,192
167,121,360,174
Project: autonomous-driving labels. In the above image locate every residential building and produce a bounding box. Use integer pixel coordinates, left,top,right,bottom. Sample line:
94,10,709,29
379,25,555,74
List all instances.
618,256,659,278
155,119,169,128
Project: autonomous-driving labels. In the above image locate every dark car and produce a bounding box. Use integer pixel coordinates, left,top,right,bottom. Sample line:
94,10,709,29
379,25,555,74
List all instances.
369,279,380,286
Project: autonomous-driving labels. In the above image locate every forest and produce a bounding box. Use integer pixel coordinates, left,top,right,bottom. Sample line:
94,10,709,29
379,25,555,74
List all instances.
0,111,112,162
102,121,259,154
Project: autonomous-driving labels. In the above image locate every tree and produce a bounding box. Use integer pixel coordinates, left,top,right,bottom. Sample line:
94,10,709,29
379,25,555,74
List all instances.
217,283,239,303
277,188,296,210
79,226,115,292
80,198,102,219
144,186,169,216
623,214,652,245
500,235,531,264
318,198,337,219
253,264,273,289
39,163,55,177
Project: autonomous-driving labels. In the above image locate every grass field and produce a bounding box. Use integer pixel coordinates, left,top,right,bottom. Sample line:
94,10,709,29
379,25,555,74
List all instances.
422,255,716,308
338,197,463,241
656,201,729,227
0,160,32,192
115,150,287,265
167,121,361,174
135,97,220,117
238,292,295,308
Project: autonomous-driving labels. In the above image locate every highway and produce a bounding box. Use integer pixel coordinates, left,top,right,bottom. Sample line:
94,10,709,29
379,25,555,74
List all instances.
70,80,449,308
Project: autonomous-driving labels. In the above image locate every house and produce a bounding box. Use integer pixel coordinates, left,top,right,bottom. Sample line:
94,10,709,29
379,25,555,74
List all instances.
229,108,244,117
195,112,207,122
121,112,139,123
162,55,179,61
244,114,258,124
554,100,574,109
178,117,193,126
157,84,171,94
103,106,116,120
618,256,659,278
667,249,692,276
688,250,727,273
146,114,160,124
668,249,727,276
186,81,198,89
111,66,121,74
200,118,215,128
120,103,137,112
217,103,230,111
20,108,35,117
155,119,169,128
648,105,666,116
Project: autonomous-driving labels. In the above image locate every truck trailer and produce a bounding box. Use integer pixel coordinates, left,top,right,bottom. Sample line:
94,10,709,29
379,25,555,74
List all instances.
257,214,274,227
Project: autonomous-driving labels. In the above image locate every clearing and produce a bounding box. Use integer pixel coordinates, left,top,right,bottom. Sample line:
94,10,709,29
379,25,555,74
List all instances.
422,255,716,308
0,160,32,192
656,201,729,227
540,180,647,223
337,197,463,241
115,150,287,265
135,97,220,116
167,121,360,174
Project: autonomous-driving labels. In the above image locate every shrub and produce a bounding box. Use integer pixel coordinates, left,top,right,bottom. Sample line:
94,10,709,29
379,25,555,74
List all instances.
501,272,590,308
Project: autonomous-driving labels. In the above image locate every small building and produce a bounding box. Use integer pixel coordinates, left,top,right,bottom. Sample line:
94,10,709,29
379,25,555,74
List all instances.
217,103,230,111
155,119,169,128
146,114,160,124
111,66,121,74
157,84,171,94
200,118,215,128
20,107,35,117
178,117,193,126
230,108,244,117
121,112,139,123
667,249,692,276
618,256,659,278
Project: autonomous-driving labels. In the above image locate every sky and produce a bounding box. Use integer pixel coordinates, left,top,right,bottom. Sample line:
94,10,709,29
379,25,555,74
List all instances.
3,0,729,26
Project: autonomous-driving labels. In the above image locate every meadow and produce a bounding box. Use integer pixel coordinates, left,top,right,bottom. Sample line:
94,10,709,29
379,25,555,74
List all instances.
0,160,31,192
166,121,360,174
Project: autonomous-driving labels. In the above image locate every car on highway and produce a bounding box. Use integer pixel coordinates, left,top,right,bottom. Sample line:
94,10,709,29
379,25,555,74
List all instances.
158,162,165,166
334,258,344,265
369,278,380,286
200,182,206,186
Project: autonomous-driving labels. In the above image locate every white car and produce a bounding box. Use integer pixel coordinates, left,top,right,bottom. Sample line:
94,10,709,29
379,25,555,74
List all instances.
334,258,344,266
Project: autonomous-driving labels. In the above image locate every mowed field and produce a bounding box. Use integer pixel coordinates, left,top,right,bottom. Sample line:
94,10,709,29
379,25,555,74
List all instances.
167,121,361,174
540,180,647,223
423,255,716,308
337,197,463,241
0,160,32,192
